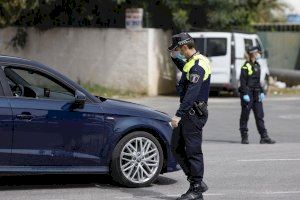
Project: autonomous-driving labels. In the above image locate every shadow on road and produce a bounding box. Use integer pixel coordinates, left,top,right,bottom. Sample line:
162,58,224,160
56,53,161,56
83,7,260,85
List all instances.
0,174,177,191
204,139,241,144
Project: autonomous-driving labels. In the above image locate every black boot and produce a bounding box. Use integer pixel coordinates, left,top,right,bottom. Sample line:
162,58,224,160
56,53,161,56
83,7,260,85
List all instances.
177,183,204,200
260,136,276,144
187,178,208,193
241,133,249,144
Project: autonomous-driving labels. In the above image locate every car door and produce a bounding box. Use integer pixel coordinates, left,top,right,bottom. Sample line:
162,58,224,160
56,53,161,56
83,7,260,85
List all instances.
0,68,13,166
4,66,106,167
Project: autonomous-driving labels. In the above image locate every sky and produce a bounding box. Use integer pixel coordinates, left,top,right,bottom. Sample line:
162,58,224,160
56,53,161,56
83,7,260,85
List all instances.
282,0,300,14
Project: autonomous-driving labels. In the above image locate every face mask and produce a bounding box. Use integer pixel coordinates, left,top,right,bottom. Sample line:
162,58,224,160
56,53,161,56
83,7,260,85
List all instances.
256,54,262,60
174,51,186,61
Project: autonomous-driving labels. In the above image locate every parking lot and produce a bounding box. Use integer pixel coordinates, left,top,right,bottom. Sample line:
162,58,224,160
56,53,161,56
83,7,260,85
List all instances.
0,96,300,200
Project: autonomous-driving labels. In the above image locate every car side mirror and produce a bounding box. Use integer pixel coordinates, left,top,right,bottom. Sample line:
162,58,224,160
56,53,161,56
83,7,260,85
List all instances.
264,50,269,59
73,90,86,109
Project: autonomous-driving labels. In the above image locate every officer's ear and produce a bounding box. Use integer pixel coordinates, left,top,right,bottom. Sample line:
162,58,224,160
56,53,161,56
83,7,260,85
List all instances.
181,45,188,51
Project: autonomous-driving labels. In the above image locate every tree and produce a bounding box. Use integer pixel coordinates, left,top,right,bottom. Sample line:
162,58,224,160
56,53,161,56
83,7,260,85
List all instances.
1,0,288,31
0,0,38,27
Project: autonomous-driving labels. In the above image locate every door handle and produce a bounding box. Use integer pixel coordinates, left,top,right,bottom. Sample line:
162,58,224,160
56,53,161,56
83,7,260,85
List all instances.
16,113,34,120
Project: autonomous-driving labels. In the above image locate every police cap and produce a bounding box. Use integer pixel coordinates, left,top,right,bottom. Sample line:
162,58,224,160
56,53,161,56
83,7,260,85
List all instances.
168,32,194,51
247,46,261,54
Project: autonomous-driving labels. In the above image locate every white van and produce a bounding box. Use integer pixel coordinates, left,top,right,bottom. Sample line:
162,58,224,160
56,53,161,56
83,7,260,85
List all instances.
186,32,270,95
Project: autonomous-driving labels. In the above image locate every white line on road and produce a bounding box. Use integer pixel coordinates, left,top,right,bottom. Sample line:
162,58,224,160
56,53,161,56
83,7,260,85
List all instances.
115,193,226,199
166,193,225,197
265,191,300,195
238,158,300,162
204,193,225,196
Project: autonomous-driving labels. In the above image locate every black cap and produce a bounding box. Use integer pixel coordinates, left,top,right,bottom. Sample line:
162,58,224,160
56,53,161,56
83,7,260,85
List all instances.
168,32,194,51
247,46,261,54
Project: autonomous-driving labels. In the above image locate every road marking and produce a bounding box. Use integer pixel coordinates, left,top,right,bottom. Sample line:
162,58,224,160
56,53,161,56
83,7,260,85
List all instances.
279,114,300,119
114,191,300,199
265,191,300,195
114,193,226,199
238,158,300,162
166,193,225,197
204,193,225,196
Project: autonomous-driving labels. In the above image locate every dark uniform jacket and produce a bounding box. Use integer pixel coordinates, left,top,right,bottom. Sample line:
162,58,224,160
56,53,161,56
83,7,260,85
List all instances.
172,53,211,118
239,61,264,95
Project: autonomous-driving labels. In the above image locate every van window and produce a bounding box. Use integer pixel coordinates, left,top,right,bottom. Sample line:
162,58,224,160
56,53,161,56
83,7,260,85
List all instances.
255,39,263,51
194,38,205,55
207,38,227,57
194,38,227,57
244,39,253,51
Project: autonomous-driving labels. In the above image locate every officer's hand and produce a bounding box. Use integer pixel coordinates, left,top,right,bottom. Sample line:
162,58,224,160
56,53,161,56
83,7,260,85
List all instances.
171,116,181,128
259,93,265,102
243,95,250,102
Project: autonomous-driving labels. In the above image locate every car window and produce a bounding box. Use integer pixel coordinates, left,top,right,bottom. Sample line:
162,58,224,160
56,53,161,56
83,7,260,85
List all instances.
0,82,3,96
4,67,75,100
244,39,253,51
206,38,227,57
255,39,267,58
0,70,5,96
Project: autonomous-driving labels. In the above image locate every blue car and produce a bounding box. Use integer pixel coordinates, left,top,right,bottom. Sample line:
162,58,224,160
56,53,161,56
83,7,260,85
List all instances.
0,55,178,187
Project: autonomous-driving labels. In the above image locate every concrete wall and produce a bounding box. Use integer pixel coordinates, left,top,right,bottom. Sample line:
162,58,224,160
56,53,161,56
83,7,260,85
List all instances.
258,32,300,70
0,27,176,95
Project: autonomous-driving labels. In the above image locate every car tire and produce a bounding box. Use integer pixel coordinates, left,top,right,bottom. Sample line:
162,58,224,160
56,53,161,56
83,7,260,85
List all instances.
111,131,164,188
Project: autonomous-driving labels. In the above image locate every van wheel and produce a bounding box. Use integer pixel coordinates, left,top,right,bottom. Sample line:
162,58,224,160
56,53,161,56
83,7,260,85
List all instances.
111,131,164,188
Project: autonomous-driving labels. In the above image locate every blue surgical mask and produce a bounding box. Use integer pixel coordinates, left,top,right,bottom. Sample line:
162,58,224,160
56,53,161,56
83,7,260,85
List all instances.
256,54,262,60
175,51,186,61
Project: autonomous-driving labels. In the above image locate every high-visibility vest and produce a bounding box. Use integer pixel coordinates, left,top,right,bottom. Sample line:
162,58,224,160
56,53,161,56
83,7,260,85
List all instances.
242,63,254,75
183,54,212,81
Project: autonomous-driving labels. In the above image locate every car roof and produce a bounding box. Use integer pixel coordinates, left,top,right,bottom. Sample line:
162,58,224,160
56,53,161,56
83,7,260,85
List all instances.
188,31,257,38
0,54,31,61
0,54,69,77
0,55,45,69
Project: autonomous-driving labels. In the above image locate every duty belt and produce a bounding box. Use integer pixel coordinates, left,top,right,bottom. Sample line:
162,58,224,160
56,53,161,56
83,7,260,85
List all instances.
249,87,261,92
189,101,207,116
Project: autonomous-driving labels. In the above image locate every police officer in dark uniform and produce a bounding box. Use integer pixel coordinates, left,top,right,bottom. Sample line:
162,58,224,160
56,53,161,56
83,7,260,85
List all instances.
239,46,276,144
169,33,211,200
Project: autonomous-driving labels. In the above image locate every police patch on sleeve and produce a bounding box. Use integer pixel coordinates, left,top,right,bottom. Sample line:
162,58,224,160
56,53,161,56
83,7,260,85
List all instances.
190,74,200,83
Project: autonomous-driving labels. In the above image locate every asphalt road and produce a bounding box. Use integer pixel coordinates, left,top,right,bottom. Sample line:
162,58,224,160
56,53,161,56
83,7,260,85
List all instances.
1,96,300,200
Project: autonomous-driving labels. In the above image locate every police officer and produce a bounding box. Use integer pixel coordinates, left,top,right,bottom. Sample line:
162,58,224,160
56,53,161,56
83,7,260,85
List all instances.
169,33,211,200
239,46,276,144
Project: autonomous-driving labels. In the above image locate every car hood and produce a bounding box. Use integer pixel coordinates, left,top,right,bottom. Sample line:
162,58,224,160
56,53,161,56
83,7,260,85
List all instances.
100,99,171,122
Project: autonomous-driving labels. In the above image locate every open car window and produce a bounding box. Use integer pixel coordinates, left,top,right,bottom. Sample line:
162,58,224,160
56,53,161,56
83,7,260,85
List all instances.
4,67,75,101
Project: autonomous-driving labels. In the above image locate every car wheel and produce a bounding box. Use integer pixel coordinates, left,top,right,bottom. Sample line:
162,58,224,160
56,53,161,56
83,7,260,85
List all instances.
111,131,164,187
